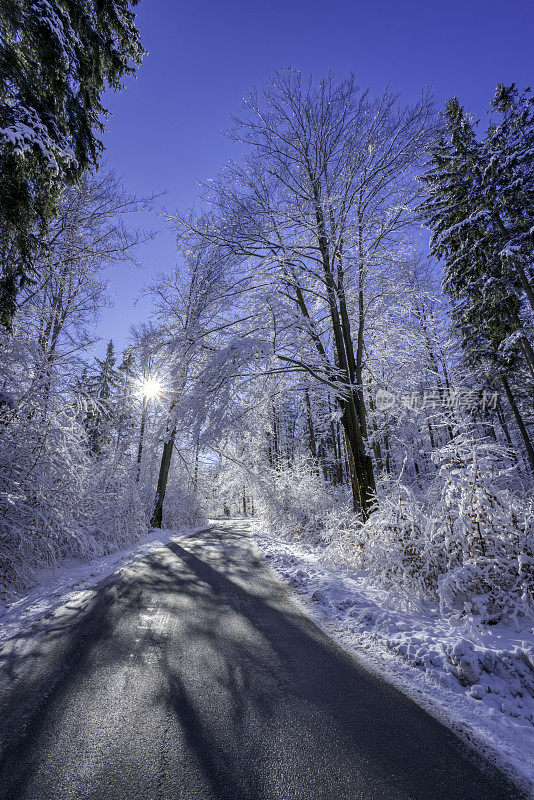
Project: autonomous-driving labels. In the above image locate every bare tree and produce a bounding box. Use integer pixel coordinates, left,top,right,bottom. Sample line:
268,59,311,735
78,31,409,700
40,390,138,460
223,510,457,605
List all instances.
174,70,435,518
17,170,153,399
148,244,235,527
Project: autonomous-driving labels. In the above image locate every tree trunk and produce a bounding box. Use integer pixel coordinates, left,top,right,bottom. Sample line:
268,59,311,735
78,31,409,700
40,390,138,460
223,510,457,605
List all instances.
135,396,147,482
272,405,279,469
367,388,384,473
493,211,534,313
383,432,392,475
506,306,534,379
416,303,454,439
515,260,534,314
193,431,200,492
330,416,340,483
151,404,177,528
518,335,534,380
501,375,534,472
308,173,376,515
496,398,514,449
340,395,376,519
304,389,318,465
335,420,345,483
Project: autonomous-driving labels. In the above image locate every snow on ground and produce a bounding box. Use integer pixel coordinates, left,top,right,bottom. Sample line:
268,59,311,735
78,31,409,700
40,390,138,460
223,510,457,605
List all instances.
1,518,532,794
252,523,534,797
0,525,206,644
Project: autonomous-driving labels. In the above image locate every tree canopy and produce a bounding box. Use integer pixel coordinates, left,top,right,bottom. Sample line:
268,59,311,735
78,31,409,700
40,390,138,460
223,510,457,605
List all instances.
0,0,145,327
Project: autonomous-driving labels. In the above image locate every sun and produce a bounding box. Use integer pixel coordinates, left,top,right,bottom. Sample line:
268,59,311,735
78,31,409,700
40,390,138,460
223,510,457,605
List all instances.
140,377,162,399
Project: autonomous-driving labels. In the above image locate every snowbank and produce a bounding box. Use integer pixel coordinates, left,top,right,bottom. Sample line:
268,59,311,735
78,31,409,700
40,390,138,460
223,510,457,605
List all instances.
253,523,534,797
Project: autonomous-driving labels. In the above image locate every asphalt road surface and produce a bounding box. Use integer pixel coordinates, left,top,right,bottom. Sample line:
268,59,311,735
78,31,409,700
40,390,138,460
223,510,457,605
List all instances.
0,521,526,799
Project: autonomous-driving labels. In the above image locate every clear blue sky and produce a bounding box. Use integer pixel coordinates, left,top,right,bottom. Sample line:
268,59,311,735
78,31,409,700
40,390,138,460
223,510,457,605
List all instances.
97,0,534,356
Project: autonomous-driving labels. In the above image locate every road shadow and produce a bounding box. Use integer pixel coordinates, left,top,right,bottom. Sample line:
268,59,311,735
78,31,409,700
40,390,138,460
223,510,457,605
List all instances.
156,529,525,800
0,525,527,800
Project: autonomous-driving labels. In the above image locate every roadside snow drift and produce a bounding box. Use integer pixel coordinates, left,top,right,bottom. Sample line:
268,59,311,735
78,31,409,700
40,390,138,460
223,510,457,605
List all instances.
252,524,534,797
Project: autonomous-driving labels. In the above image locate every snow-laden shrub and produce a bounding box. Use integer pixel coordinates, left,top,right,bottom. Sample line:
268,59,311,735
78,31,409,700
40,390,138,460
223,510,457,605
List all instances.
0,403,100,592
433,436,533,624
80,467,150,552
162,475,206,530
352,488,443,602
256,457,336,542
349,437,534,624
263,436,533,626
0,391,150,595
0,414,153,595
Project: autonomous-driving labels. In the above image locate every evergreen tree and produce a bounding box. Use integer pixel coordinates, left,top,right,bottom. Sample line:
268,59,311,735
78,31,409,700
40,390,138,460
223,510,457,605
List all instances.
420,91,534,377
114,346,138,453
0,0,145,328
420,91,534,470
84,340,120,456
484,84,534,313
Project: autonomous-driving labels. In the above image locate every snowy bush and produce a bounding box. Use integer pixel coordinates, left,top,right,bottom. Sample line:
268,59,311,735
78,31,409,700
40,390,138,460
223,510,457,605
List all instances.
433,436,533,624
263,435,533,626
353,488,443,603
80,467,150,553
0,403,150,595
0,337,143,595
348,438,534,624
256,457,338,542
161,476,206,530
0,396,89,592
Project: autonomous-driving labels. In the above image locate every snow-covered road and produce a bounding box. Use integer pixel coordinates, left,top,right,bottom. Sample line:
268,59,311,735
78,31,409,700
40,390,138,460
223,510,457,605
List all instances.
252,523,534,796
0,521,524,799
0,525,204,644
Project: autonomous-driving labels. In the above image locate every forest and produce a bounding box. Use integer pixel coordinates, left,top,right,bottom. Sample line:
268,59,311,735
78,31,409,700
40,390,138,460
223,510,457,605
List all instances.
1,1,533,793
2,63,532,625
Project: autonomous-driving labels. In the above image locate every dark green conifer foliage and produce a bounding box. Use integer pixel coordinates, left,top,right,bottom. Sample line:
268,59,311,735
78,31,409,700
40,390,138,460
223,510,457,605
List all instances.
484,84,534,313
420,90,533,377
85,340,120,456
0,0,145,327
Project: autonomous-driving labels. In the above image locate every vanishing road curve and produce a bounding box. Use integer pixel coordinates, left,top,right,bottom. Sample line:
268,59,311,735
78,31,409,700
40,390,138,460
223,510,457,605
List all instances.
0,521,525,799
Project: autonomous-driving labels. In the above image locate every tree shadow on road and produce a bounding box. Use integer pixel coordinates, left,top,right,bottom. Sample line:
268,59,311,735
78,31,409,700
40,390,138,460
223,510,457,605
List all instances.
157,531,525,800
0,525,526,800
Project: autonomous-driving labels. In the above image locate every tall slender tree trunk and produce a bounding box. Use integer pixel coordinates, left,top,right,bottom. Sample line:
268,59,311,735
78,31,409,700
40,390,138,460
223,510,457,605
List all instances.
506,307,534,379
383,432,392,475
367,389,384,473
496,399,514,450
518,336,534,380
308,174,376,517
330,416,340,483
501,375,534,472
335,420,345,483
416,303,454,439
515,261,534,313
493,211,534,313
340,395,376,518
304,389,318,466
426,418,437,451
135,396,147,482
272,405,279,469
151,403,176,528
327,394,343,483
193,431,200,492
